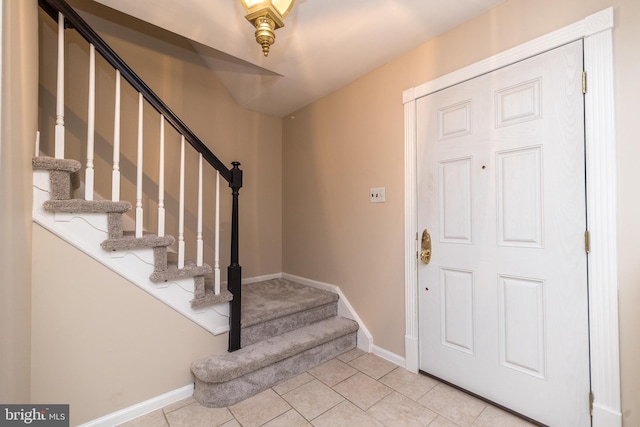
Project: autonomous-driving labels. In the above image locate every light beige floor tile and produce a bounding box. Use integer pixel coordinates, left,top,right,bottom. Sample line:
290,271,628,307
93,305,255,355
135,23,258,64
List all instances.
336,347,367,363
273,372,315,395
162,397,197,415
311,401,384,427
282,379,344,421
418,384,485,427
367,391,438,426
380,368,439,401
164,402,234,427
263,409,312,427
427,415,462,427
308,358,358,387
471,405,534,427
153,357,532,427
333,372,393,411
118,409,168,427
228,389,291,427
349,353,397,379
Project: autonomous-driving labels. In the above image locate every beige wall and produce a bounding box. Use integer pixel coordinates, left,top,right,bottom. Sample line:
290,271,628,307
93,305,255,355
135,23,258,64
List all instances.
0,0,38,403
22,0,640,423
282,0,640,424
31,224,228,425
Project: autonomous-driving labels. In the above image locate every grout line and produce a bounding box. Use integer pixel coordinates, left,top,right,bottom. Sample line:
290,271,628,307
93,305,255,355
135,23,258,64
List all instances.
158,355,523,427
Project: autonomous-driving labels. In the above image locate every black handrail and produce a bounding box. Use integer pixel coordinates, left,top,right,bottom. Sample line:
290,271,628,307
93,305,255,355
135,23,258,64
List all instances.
39,0,234,184
39,0,243,352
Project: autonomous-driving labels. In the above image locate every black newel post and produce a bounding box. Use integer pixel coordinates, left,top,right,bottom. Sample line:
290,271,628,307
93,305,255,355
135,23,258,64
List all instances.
228,162,243,352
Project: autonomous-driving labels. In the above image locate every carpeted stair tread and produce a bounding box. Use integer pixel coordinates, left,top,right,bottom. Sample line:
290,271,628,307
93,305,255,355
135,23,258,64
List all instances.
241,300,338,347
241,278,338,328
192,326,357,407
191,316,358,384
190,277,234,307
43,199,131,213
101,232,175,251
191,287,234,309
34,157,82,199
149,259,212,282
32,156,81,172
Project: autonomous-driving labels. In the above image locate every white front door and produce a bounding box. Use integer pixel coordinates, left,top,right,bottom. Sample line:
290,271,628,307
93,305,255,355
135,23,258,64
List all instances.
417,40,590,426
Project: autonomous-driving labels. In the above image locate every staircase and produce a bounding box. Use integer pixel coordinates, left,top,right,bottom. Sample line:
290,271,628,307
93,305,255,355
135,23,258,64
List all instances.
32,155,359,408
37,0,244,343
192,278,358,407
35,0,360,411
32,155,234,322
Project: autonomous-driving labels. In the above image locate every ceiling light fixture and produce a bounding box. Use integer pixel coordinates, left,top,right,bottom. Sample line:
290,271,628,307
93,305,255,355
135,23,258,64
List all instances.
240,0,295,56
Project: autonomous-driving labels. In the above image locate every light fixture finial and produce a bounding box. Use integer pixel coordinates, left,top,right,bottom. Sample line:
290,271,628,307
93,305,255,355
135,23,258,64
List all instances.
240,0,295,56
255,16,276,56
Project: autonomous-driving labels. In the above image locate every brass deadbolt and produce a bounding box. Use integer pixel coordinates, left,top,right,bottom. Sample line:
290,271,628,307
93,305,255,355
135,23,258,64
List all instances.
420,229,432,264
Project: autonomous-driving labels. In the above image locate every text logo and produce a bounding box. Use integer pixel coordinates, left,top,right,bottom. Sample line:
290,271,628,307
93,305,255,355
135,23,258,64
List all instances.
0,405,69,427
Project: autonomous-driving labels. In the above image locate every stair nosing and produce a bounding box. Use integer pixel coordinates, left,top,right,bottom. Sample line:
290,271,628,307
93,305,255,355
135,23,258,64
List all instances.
191,316,358,383
241,297,338,329
241,280,339,328
241,300,338,347
150,262,212,282
43,199,131,213
33,156,81,172
101,234,175,250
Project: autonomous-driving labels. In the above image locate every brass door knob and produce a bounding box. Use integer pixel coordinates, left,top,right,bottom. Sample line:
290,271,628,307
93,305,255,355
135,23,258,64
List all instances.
420,248,431,264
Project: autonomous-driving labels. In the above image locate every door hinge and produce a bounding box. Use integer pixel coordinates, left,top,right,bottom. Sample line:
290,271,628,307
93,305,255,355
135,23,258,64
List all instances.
582,71,587,94
585,230,590,254
589,391,594,416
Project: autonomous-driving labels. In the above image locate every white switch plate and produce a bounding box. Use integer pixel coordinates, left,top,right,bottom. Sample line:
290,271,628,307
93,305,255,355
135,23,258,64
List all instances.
370,187,385,203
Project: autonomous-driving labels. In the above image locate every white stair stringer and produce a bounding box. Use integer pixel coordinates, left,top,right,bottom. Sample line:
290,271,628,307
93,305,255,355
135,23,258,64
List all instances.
32,170,231,336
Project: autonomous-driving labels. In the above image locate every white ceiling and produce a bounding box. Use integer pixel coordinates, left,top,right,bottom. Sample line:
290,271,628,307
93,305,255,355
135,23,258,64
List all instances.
91,0,506,117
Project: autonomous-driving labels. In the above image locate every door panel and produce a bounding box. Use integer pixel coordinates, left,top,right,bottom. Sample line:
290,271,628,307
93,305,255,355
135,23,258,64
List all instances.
439,158,472,243
441,267,475,354
417,40,589,426
497,275,546,378
496,146,543,247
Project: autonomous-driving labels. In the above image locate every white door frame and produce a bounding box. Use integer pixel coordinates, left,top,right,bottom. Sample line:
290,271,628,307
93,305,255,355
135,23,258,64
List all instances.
403,8,620,427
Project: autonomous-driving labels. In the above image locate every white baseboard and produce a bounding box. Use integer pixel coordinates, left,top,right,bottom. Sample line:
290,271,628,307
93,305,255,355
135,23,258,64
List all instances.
251,273,409,364
592,404,622,427
281,273,374,353
78,273,407,427
78,384,194,427
372,345,405,368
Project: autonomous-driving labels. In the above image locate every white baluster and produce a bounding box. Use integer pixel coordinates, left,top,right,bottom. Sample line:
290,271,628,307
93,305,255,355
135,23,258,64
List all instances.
35,131,40,157
215,171,221,295
85,44,96,200
197,153,203,267
178,136,185,269
55,12,65,159
158,115,165,237
112,70,121,201
135,93,143,238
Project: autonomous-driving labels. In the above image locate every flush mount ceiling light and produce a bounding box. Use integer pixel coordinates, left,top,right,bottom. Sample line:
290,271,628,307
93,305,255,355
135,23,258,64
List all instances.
240,0,295,56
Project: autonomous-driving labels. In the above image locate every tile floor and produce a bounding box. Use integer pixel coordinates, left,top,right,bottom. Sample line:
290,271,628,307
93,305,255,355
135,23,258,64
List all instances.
120,349,535,427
